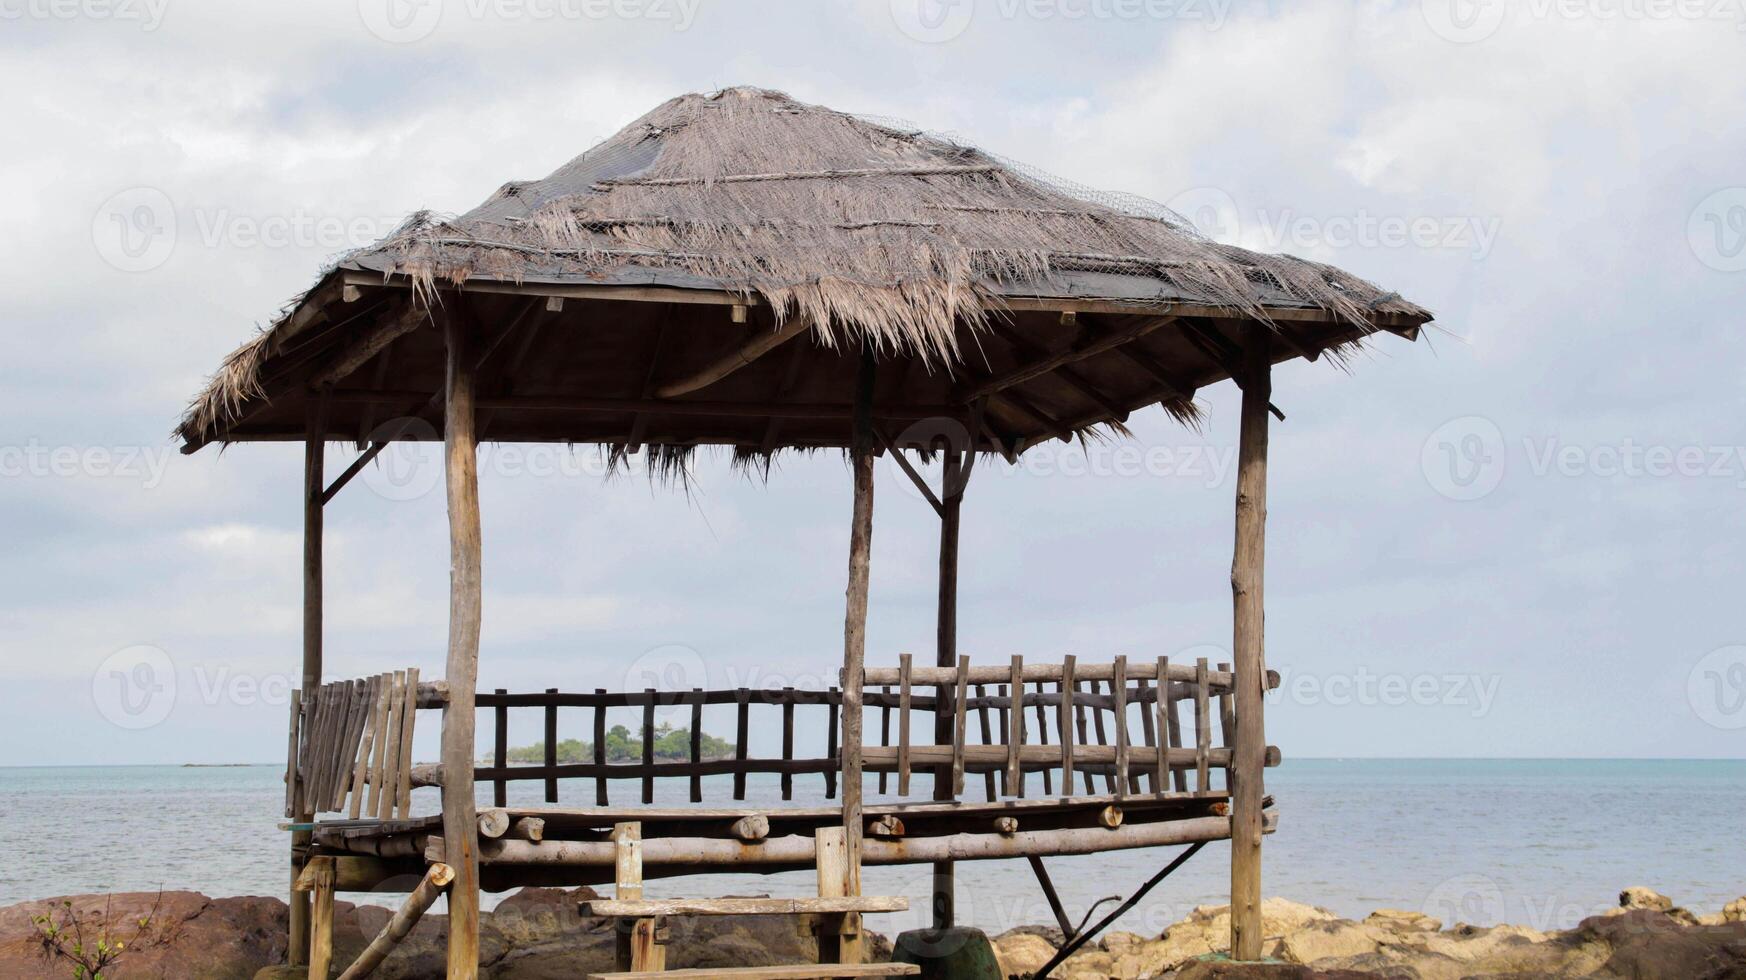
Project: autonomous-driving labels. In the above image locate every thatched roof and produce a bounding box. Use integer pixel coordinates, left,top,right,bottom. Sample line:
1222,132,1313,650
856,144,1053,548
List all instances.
177,86,1431,458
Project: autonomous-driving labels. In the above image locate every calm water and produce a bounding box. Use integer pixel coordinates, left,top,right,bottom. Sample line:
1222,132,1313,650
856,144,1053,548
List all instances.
1,760,1740,936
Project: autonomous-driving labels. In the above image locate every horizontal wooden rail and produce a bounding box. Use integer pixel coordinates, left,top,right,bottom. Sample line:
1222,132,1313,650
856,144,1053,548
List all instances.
862,744,1279,771
861,662,1277,689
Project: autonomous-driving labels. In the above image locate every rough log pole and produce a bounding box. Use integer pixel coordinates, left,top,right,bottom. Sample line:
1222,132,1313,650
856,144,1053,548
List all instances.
931,442,964,929
336,863,456,980
442,303,484,979
290,395,327,967
840,347,876,900
1229,330,1271,961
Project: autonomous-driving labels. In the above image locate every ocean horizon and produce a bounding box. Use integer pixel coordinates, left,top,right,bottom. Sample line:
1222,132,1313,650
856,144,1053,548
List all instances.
4,758,1740,937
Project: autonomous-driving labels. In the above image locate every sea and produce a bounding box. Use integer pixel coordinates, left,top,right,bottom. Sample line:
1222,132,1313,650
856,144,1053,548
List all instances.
2,760,1740,937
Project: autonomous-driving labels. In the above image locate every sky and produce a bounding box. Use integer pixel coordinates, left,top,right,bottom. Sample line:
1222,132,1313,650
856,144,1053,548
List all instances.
2,0,1744,767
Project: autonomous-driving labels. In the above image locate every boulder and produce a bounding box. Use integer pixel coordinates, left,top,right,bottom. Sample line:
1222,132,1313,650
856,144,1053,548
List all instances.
1363,910,1441,934
993,931,1058,978
1727,897,1746,924
1278,921,1387,965
1578,908,1746,979
0,891,287,980
1618,886,1673,913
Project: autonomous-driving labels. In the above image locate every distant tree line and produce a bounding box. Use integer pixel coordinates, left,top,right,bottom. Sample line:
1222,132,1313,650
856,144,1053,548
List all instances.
499,722,734,764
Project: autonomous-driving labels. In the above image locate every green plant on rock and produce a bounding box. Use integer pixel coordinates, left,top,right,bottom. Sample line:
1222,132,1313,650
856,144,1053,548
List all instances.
32,891,168,980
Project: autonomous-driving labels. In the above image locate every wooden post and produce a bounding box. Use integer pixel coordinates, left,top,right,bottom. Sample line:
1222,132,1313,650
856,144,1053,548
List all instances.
931,444,965,929
1229,330,1271,961
840,347,876,900
337,863,455,980
290,395,327,967
441,304,484,979
306,857,335,980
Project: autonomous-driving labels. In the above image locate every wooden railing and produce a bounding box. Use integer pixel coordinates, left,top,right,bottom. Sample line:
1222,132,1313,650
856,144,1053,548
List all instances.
410,653,1276,809
286,669,421,819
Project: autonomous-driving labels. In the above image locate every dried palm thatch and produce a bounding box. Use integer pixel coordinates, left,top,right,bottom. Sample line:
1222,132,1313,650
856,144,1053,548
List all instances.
179,86,1430,451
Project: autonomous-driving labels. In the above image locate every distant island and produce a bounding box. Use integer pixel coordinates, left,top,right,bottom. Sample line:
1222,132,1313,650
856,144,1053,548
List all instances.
494,722,735,765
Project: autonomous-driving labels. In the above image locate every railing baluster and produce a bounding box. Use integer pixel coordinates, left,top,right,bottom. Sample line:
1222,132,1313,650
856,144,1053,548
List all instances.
1136,673,1158,794
897,653,913,796
544,688,558,803
975,683,996,802
1008,656,1025,798
494,688,508,808
826,687,840,800
1217,661,1237,792
1058,655,1076,797
689,688,703,804
877,685,891,795
1033,678,1053,796
1194,658,1211,795
641,688,656,805
594,688,608,806
780,694,795,802
733,689,750,802
951,655,970,798
1113,657,1129,799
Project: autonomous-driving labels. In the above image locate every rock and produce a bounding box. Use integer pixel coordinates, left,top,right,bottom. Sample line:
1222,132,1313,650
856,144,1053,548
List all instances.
1727,897,1746,923
993,931,1058,978
0,891,287,980
1364,909,1442,933
997,923,1068,947
1102,929,1147,951
1618,886,1673,912
1578,908,1746,979
1278,921,1387,965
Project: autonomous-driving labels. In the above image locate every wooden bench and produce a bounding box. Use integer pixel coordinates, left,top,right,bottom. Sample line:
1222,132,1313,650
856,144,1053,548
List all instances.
588,822,911,976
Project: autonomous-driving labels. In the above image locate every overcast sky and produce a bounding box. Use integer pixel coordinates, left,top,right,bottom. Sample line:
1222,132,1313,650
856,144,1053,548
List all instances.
2,0,1743,766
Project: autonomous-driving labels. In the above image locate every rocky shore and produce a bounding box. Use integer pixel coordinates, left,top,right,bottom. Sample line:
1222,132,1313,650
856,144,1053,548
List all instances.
1,885,1740,978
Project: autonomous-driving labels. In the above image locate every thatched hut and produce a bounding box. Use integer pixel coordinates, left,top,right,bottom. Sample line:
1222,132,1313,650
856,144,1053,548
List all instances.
182,87,1431,979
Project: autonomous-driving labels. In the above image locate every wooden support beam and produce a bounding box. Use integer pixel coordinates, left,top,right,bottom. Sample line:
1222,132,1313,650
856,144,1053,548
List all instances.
931,440,966,928
624,308,674,453
310,305,427,390
968,316,1177,401
877,428,943,516
1229,329,1272,961
840,348,876,900
653,314,812,398
1026,855,1076,941
1182,320,1285,422
989,324,1131,421
336,863,455,980
290,393,327,968
441,302,484,979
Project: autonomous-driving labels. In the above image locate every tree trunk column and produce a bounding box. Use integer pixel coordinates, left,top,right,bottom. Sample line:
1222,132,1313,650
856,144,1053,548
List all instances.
442,306,484,979
931,449,964,929
840,349,876,900
1229,332,1271,961
290,397,327,967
